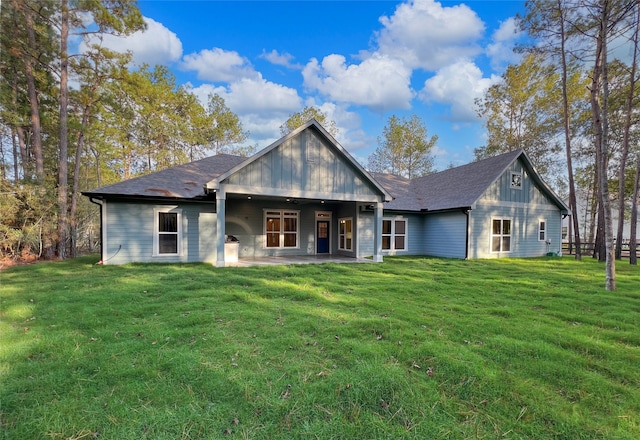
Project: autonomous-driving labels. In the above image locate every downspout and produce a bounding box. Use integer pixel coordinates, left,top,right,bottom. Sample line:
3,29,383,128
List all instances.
463,208,470,260
89,197,104,263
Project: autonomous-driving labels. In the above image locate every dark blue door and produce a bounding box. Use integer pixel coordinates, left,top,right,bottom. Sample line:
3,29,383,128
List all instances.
317,221,329,253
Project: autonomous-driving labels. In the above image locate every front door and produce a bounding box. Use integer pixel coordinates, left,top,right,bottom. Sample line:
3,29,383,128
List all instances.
317,220,329,254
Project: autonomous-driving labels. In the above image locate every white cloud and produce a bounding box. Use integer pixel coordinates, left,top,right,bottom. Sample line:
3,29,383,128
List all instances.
188,76,302,143
259,49,302,69
486,17,524,71
81,17,182,66
181,48,259,82
302,54,414,111
420,59,499,121
375,0,485,70
224,76,302,114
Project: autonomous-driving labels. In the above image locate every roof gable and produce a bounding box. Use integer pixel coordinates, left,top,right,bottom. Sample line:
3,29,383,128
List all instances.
207,120,392,202
378,149,569,213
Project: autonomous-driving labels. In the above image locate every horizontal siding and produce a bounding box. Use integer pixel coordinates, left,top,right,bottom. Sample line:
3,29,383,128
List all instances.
423,211,467,259
103,201,216,265
469,202,562,259
358,211,425,257
357,210,374,258
225,199,357,258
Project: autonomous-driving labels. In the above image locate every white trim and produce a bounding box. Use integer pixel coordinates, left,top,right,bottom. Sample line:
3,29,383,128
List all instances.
510,172,523,190
381,216,408,254
538,219,547,242
315,211,332,254
490,217,512,253
153,206,182,257
263,209,300,249
338,217,353,251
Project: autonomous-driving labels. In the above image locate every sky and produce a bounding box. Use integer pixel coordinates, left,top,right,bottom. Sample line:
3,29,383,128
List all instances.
87,0,529,170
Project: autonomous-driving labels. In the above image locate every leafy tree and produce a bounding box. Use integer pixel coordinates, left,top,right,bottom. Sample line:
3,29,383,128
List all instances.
206,94,250,155
474,53,568,178
367,115,437,179
520,0,590,259
280,106,339,138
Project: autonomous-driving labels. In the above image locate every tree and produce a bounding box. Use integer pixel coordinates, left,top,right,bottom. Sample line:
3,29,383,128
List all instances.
521,0,589,259
206,94,249,156
367,115,437,179
474,53,568,179
280,106,339,138
614,4,639,260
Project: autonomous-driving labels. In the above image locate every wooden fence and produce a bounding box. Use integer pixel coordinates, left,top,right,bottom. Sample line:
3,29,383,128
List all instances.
562,242,639,258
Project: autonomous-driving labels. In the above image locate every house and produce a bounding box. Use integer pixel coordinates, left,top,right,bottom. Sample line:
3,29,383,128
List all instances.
83,120,569,266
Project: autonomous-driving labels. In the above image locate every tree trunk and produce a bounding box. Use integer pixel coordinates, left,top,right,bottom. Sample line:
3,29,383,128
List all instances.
57,0,69,259
557,0,581,259
70,104,92,258
614,14,638,259
630,153,639,265
589,0,615,290
20,0,45,183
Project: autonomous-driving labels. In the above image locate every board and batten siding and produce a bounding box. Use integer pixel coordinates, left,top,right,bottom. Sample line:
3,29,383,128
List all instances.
224,128,380,200
103,201,216,264
423,211,468,259
467,159,564,259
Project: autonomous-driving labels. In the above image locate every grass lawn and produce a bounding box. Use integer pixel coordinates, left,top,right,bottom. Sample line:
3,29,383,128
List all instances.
1,256,639,439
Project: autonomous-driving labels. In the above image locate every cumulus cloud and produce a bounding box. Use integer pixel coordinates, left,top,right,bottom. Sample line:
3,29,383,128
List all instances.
420,59,499,121
375,0,485,70
181,48,259,82
302,54,414,111
259,49,302,69
486,17,524,70
81,17,182,66
188,75,302,143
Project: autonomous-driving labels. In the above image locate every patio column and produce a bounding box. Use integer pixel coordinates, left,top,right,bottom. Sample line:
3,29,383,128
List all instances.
373,201,383,262
216,188,226,267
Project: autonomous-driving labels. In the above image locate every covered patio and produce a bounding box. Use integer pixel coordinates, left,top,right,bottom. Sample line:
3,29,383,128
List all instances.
229,254,373,267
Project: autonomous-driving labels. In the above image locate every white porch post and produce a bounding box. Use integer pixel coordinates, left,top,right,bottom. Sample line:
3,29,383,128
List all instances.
373,201,383,262
216,189,226,267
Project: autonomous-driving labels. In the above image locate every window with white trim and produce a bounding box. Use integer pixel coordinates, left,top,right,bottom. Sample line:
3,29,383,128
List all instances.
338,217,353,251
538,220,546,241
382,218,407,251
264,210,299,248
491,218,511,253
154,207,182,256
510,172,522,189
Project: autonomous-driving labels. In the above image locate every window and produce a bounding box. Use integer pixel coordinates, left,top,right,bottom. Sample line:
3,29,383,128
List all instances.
154,207,181,256
338,218,353,251
510,172,522,189
491,218,511,253
264,210,299,248
538,220,546,241
382,218,407,252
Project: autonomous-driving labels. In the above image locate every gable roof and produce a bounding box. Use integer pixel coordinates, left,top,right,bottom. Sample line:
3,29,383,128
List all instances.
375,149,569,213
206,119,393,202
83,154,245,200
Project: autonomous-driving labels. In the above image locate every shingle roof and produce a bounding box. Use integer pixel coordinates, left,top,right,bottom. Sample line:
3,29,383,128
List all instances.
84,148,566,214
373,149,526,212
409,149,523,211
83,154,245,199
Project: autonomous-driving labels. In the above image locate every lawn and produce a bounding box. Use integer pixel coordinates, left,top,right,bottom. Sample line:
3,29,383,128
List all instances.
1,256,639,439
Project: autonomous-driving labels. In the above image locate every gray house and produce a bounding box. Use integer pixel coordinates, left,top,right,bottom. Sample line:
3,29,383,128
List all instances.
83,120,568,266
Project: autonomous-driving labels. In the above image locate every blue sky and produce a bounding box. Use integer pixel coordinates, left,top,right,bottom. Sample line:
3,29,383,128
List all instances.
89,0,528,169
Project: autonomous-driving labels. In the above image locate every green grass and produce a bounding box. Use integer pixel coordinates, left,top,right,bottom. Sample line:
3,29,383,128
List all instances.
1,256,639,439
